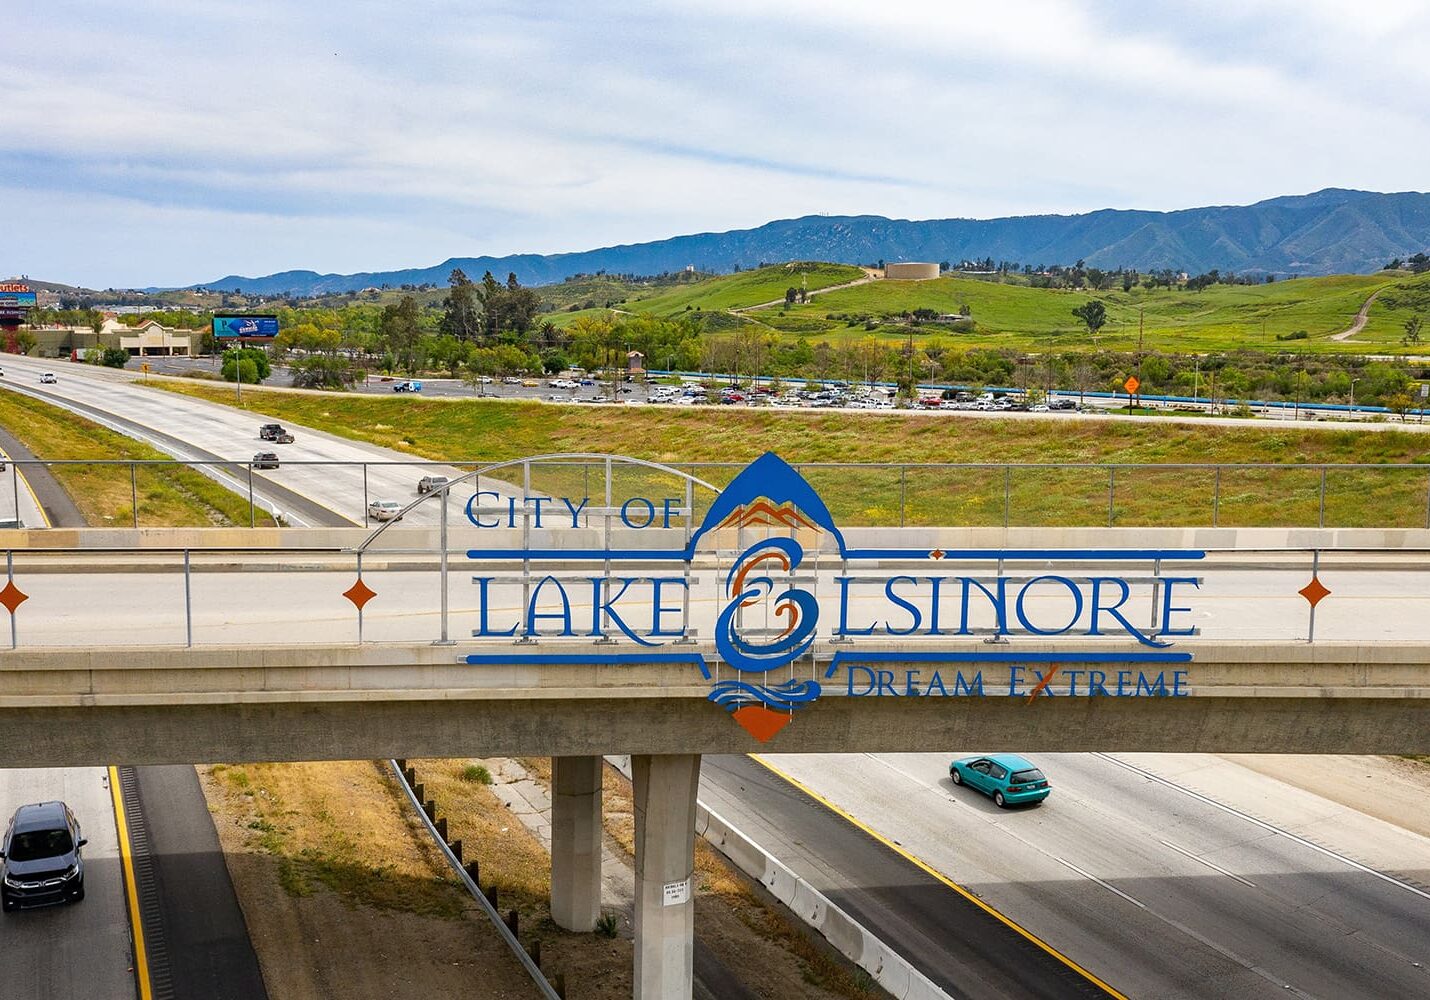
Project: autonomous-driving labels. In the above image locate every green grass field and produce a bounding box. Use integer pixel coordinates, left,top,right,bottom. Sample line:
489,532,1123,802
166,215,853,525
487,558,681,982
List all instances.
155,381,1430,529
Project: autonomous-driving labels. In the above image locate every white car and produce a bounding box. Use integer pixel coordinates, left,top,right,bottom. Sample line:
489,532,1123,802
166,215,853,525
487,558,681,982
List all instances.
39,372,57,384
367,500,403,522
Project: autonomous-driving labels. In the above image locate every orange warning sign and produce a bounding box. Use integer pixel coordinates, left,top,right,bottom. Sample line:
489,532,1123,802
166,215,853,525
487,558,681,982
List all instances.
1123,375,1140,395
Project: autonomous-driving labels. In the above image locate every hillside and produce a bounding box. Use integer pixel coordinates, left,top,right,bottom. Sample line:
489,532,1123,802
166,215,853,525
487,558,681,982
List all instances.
188,189,1430,296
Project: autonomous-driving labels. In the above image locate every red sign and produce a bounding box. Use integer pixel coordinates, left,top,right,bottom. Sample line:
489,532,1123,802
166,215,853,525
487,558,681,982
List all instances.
0,283,31,293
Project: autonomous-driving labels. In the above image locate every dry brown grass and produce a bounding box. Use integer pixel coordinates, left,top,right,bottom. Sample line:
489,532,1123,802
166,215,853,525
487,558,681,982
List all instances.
202,761,466,918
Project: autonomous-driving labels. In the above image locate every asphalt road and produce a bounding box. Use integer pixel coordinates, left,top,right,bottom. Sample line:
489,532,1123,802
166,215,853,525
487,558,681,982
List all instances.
749,751,1430,999
0,355,509,528
0,768,133,1000
0,428,54,528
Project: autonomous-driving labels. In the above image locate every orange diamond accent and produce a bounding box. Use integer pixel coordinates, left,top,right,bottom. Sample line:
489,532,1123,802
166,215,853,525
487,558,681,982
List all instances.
0,579,27,614
1298,575,1330,608
731,705,793,743
929,549,946,560
343,577,376,612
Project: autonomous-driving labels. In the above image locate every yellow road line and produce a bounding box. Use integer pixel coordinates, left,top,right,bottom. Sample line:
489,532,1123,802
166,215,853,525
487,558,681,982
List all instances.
0,445,51,529
749,753,1130,1000
108,766,153,1000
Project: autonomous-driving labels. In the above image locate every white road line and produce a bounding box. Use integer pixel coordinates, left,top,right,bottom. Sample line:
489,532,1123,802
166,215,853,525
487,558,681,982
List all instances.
1054,857,1147,908
1095,752,1430,902
1158,839,1258,887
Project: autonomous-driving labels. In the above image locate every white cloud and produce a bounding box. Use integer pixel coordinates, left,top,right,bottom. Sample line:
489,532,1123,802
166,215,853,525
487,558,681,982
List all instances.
4,0,1428,285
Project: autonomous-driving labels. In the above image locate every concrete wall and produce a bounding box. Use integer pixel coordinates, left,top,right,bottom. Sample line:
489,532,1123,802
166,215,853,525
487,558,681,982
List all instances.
884,262,940,280
0,641,1425,766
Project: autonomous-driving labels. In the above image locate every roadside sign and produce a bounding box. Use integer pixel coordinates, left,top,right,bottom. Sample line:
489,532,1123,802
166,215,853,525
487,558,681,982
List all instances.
141,363,150,373
1419,383,1428,398
1124,375,1140,395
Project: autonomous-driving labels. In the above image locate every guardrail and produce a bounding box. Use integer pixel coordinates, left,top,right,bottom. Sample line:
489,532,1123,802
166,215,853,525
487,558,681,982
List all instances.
10,457,1430,530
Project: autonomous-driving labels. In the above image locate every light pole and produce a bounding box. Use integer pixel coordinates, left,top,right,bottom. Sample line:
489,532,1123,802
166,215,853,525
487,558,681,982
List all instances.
1349,378,1360,418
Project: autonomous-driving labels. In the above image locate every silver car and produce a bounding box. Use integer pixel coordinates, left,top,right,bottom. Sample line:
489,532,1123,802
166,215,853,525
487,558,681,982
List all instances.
367,500,403,521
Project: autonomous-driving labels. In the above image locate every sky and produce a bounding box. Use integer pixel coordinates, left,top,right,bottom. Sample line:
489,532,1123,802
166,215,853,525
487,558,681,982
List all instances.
4,0,1429,288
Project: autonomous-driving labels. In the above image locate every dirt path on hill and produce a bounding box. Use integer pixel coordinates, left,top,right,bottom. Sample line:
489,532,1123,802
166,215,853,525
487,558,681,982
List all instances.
733,269,881,313
1330,289,1383,341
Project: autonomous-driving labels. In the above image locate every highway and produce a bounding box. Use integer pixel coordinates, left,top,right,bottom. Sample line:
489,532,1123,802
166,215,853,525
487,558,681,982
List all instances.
0,354,507,528
0,768,133,1000
4,355,1429,999
717,752,1430,999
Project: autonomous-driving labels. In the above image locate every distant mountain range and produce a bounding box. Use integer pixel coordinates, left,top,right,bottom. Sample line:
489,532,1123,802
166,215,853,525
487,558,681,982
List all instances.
188,188,1430,296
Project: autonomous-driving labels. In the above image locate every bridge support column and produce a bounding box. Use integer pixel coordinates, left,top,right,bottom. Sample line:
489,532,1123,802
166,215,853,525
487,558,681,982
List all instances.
550,755,604,931
632,753,700,1000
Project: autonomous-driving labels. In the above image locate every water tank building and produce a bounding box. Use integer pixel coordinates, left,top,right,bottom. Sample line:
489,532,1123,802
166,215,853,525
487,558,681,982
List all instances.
884,262,940,280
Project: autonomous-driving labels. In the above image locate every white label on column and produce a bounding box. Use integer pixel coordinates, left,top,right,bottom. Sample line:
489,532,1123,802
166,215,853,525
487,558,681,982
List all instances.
662,878,691,906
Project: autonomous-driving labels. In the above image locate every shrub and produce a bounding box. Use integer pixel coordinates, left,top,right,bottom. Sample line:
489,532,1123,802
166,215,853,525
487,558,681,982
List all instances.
461,764,493,785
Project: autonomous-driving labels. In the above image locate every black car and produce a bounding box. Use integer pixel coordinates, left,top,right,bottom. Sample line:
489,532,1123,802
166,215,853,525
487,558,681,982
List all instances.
258,423,286,441
1,802,86,911
252,452,280,469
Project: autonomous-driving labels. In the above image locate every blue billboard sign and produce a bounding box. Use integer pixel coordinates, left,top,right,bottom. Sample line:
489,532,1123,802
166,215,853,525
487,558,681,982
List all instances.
0,290,37,309
213,314,279,339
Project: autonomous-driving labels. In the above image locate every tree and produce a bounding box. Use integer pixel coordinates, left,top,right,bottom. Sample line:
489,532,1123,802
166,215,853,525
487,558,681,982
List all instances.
221,347,271,383
15,330,37,355
378,296,422,371
1071,300,1107,338
1387,392,1414,421
1403,316,1423,345
440,269,482,342
785,287,798,306
101,347,130,368
290,355,358,389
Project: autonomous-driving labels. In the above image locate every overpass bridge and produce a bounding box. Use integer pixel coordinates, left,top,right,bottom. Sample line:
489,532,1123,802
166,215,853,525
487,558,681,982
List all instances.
2,452,1430,997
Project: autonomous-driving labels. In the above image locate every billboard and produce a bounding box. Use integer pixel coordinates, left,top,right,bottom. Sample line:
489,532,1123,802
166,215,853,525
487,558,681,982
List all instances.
0,287,37,310
212,314,279,339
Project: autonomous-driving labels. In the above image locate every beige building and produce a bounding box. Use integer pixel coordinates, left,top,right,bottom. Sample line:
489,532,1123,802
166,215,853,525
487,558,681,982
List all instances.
115,319,192,357
884,262,940,280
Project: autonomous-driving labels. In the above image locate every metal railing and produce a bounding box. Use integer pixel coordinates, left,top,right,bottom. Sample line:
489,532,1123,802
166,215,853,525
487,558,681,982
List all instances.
8,458,1430,530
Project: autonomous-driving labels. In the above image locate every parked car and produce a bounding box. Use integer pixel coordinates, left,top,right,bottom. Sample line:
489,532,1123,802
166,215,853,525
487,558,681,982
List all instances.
502,376,523,385
251,452,280,470
1,802,87,911
259,423,286,441
417,475,450,495
39,373,57,384
367,499,403,521
949,754,1051,808
392,380,423,392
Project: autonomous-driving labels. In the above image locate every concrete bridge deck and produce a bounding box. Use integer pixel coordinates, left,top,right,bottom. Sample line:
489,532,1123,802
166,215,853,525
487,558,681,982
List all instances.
1,640,1426,766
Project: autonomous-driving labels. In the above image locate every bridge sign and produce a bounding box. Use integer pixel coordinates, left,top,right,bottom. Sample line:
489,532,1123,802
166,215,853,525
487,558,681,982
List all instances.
458,452,1204,743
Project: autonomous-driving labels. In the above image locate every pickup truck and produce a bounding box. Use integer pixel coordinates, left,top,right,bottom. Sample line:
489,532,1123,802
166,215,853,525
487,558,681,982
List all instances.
259,423,286,441
392,380,423,392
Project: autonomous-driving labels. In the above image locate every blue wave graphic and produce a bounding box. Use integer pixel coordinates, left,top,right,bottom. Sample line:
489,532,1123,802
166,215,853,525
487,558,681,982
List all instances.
708,678,822,712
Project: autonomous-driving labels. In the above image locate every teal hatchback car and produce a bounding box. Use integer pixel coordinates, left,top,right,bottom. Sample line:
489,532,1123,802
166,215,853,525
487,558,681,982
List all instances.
949,754,1051,808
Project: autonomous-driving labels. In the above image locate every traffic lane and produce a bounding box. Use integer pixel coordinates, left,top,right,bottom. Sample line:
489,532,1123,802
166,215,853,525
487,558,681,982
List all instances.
2,377,354,529
0,441,48,529
699,755,1118,1000
770,752,1430,1000
0,767,134,1000
0,357,511,526
125,766,267,1000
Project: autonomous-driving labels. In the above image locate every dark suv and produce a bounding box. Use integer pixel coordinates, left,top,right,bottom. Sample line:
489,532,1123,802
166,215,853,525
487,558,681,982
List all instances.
1,802,87,911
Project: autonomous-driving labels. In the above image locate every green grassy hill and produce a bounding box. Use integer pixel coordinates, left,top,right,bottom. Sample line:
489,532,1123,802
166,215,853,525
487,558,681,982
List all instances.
623,262,866,316
533,264,1430,354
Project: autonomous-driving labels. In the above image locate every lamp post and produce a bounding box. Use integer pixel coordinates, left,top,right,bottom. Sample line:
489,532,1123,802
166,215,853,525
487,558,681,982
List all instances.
1349,378,1360,418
